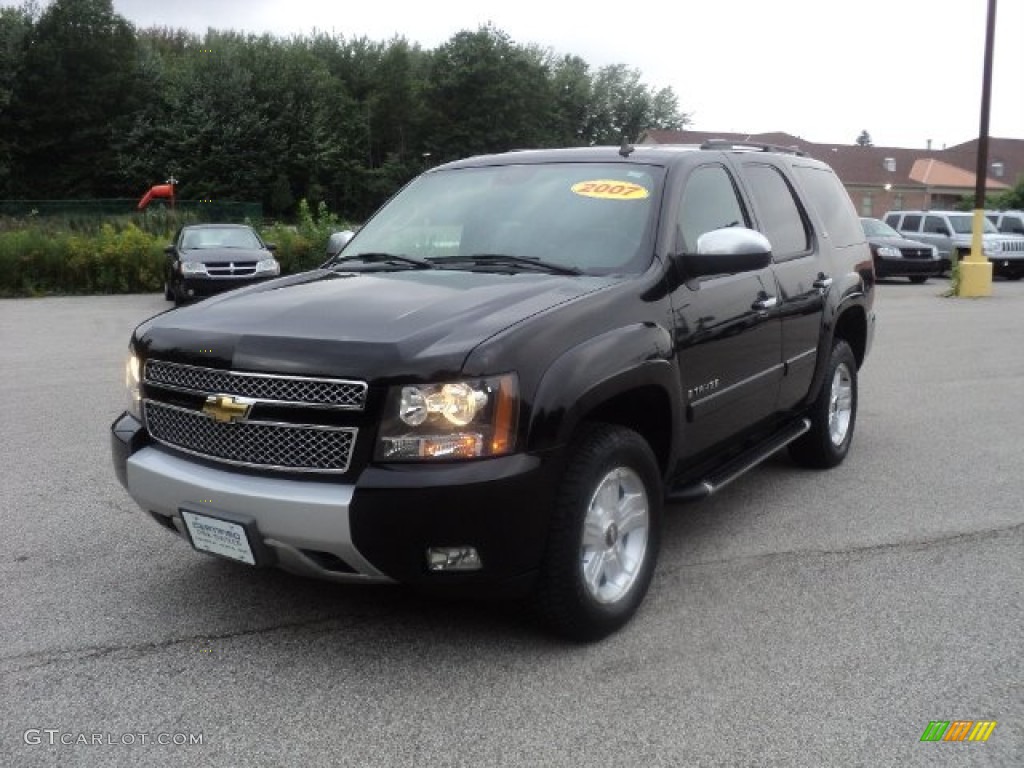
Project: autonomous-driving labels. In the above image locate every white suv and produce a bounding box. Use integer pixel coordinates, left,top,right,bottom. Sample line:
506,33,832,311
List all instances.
883,210,1024,279
986,210,1024,237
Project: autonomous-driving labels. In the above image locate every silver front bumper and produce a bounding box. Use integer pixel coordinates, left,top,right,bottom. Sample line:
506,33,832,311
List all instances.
125,446,393,583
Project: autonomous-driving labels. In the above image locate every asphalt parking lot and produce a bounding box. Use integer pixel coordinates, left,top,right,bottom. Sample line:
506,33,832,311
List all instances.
1,279,1021,767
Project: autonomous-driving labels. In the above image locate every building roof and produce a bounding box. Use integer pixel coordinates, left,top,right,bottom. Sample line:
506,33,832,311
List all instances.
641,130,1022,192
910,158,1008,190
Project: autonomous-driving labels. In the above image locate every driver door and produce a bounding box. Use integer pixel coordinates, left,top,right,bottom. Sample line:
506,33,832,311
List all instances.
669,162,783,459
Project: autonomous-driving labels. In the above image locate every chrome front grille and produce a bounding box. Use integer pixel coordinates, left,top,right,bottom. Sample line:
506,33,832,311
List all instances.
899,247,931,259
206,261,257,276
145,360,366,409
144,400,356,473
1001,239,1024,253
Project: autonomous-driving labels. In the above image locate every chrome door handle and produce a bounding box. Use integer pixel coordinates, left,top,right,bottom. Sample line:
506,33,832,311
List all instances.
752,295,778,311
813,274,833,290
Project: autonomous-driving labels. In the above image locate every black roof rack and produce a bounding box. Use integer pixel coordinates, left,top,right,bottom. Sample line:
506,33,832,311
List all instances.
700,139,806,156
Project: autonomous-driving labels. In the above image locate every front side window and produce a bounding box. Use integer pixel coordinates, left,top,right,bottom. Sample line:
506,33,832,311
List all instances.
999,215,1024,235
340,163,663,274
676,164,748,252
743,163,811,260
901,214,922,232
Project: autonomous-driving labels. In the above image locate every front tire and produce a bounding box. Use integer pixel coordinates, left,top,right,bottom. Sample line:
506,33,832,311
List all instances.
789,339,858,469
536,423,662,641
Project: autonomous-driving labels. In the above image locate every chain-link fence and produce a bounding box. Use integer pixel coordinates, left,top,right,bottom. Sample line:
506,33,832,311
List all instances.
0,199,262,223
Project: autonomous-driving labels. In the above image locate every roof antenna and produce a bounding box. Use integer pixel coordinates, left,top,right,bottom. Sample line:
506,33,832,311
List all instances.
618,136,635,158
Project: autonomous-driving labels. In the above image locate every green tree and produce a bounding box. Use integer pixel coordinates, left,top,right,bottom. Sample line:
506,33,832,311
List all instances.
994,176,1024,210
423,25,554,161
856,130,873,147
548,54,593,145
9,0,144,197
1,15,689,220
586,64,688,144
0,3,35,195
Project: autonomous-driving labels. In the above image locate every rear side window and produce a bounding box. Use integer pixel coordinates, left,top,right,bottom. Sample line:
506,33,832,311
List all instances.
900,214,922,232
924,215,948,235
793,165,864,248
742,163,810,261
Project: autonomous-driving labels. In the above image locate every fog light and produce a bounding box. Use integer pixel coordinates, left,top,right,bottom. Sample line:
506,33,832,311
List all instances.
426,546,482,571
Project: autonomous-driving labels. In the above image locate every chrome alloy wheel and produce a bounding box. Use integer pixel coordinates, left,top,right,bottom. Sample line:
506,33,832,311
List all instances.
828,363,854,446
580,467,650,604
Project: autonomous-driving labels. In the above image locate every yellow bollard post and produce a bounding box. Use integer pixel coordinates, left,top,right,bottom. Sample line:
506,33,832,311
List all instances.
957,208,993,297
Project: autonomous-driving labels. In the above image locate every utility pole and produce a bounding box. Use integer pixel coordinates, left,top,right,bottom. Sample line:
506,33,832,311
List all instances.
959,0,997,297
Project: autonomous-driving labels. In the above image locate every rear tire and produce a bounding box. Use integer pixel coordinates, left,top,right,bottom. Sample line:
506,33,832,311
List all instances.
536,423,662,642
789,339,858,469
163,281,174,300
908,276,928,284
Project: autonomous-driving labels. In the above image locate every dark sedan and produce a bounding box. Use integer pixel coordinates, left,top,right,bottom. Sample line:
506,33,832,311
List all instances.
861,217,943,283
163,224,280,305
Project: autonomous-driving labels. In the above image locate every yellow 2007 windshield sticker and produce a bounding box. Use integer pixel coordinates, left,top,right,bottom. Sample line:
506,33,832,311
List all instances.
571,180,649,200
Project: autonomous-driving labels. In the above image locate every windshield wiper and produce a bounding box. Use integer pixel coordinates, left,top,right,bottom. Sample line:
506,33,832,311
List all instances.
436,254,582,275
330,252,437,270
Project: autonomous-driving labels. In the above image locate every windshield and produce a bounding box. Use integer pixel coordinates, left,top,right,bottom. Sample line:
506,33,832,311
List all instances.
336,163,663,275
860,218,901,238
948,214,998,235
183,227,263,250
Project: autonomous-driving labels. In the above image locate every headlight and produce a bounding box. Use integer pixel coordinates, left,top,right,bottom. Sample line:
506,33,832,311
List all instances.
876,246,900,259
180,261,207,275
255,258,280,275
375,373,519,461
125,351,142,419
983,240,1001,256
930,246,939,260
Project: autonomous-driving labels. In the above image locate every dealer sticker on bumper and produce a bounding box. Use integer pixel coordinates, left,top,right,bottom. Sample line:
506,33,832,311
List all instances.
181,510,256,565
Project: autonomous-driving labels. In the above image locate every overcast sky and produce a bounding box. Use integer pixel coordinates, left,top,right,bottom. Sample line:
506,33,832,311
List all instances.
10,0,1024,150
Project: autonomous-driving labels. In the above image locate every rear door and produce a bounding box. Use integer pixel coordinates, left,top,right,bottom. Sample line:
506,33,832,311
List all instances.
740,160,827,412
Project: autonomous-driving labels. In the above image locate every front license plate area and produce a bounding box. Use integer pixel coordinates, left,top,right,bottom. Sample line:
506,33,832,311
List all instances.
181,509,257,565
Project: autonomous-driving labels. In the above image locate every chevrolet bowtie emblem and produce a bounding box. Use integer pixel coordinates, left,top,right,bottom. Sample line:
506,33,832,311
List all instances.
202,395,253,424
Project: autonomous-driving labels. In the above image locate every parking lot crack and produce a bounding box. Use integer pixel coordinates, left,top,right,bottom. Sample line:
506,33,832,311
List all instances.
0,613,369,675
667,520,1024,573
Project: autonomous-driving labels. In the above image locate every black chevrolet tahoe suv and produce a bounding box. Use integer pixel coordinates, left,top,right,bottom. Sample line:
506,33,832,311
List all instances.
112,141,875,640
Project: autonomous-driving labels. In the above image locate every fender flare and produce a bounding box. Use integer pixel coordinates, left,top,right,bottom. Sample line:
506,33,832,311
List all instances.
527,322,682,456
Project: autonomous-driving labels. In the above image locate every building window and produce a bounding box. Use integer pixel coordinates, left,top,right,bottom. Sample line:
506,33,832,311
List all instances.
883,157,896,172
894,193,903,210
861,194,873,217
992,162,1004,178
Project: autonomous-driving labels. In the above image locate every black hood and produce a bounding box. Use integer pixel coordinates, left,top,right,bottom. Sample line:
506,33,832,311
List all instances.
867,235,930,249
134,269,614,382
